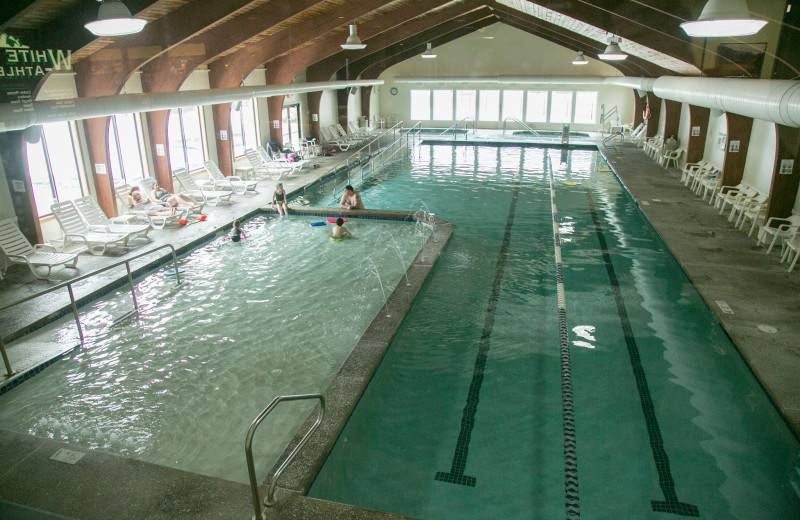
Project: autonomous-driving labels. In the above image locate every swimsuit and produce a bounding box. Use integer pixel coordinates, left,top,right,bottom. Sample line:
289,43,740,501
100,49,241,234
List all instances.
274,191,285,203
231,228,241,242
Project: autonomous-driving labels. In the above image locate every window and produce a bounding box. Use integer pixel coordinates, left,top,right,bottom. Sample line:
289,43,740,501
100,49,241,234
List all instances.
280,104,301,146
108,113,147,187
574,91,598,124
25,122,86,217
410,90,431,120
502,90,524,121
455,90,476,121
232,99,259,156
525,91,548,123
432,90,454,120
550,91,573,124
168,106,207,173
478,90,500,122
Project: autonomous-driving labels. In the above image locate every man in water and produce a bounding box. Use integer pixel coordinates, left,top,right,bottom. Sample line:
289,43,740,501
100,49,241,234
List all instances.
339,185,364,210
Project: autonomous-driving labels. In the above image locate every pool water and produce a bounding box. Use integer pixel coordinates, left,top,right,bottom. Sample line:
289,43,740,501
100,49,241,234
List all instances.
0,215,425,484
302,145,800,519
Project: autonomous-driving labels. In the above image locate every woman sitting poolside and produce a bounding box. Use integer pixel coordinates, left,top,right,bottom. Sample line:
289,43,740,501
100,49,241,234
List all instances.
128,188,176,216
147,181,199,209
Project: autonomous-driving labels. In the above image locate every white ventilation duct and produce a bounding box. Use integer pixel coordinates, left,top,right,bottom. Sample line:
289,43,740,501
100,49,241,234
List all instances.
0,79,383,133
394,75,800,128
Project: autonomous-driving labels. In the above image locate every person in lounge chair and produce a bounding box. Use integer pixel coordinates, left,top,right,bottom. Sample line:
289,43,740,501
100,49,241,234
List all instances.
148,181,200,209
129,187,176,216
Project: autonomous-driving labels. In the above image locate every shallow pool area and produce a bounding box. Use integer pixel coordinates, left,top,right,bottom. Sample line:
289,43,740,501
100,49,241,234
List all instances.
0,214,427,484
297,144,800,519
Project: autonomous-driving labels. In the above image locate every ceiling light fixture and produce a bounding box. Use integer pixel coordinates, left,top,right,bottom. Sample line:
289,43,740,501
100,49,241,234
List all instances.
84,0,147,37
598,37,627,61
572,51,588,65
421,43,437,59
341,24,366,50
680,0,767,37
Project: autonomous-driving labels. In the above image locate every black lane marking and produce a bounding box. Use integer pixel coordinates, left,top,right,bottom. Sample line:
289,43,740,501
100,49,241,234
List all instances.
585,192,699,517
549,159,580,520
434,174,522,487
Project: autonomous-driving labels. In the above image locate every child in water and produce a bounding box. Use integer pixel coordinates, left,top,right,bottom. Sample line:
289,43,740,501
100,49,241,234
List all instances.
330,217,350,241
230,220,248,242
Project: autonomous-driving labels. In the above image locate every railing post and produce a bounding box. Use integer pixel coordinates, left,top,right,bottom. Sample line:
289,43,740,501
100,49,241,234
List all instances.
0,336,15,377
67,284,84,345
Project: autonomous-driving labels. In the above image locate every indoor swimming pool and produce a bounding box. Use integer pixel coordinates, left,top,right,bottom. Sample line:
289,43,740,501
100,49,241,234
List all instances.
0,215,425,484
299,144,800,519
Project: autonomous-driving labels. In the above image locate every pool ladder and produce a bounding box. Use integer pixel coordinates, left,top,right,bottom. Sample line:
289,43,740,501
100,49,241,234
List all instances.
245,393,326,520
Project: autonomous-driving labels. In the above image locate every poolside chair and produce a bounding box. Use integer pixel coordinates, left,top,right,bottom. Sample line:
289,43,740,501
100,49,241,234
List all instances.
319,126,351,151
257,146,308,174
756,215,800,254
73,196,152,244
51,201,130,255
715,183,755,216
173,169,233,206
0,217,79,279
139,177,205,215
660,147,684,169
780,227,800,272
733,193,768,233
114,184,188,229
245,148,289,180
202,160,259,195
680,159,708,185
687,163,715,190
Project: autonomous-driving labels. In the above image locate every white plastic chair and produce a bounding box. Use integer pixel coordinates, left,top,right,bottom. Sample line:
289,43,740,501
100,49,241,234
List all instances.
757,215,800,254
203,160,259,195
660,147,684,169
0,217,79,279
173,169,233,206
780,227,800,272
51,201,129,255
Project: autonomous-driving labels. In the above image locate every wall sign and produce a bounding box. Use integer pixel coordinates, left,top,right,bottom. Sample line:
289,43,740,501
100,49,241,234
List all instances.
691,126,700,137
156,144,165,156
219,130,228,141
779,159,794,175
717,133,727,151
728,140,740,153
272,120,280,129
11,179,25,192
312,113,318,122
95,163,107,174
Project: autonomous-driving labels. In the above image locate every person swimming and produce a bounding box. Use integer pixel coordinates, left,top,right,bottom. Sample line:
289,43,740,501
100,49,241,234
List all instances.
230,220,248,242
330,217,350,241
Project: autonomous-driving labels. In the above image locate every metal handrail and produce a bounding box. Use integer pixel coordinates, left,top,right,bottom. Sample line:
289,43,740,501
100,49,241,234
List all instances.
438,117,475,138
332,121,407,199
245,393,326,519
600,104,619,134
501,117,540,137
331,121,404,198
0,243,182,377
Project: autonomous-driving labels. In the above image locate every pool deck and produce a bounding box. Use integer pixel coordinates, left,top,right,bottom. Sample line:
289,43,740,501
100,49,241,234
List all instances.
0,130,798,519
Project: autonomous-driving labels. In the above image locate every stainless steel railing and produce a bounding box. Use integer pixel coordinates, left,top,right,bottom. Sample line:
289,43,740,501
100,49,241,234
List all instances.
0,244,182,377
439,117,475,139
245,393,326,519
501,116,540,137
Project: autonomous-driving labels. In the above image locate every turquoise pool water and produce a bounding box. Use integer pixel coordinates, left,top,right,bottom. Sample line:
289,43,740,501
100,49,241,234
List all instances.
0,215,424,484
300,144,800,519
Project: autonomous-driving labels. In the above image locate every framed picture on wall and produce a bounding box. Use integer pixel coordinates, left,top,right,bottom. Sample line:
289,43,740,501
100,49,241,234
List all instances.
718,133,727,151
707,43,767,78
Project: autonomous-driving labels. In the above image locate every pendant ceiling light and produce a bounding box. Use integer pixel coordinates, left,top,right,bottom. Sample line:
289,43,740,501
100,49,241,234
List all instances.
681,0,767,37
341,24,366,50
598,37,627,61
421,43,437,59
84,0,147,37
572,51,588,65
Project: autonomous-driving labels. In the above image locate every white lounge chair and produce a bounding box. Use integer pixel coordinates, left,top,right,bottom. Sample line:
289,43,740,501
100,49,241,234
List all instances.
203,160,259,195
245,149,289,180
138,177,205,215
114,184,188,229
51,201,129,255
0,217,79,279
173,169,233,206
319,126,351,151
756,215,800,254
73,196,152,243
257,146,307,174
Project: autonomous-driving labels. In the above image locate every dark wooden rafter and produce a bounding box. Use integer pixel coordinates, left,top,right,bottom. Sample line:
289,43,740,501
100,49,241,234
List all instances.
306,0,483,83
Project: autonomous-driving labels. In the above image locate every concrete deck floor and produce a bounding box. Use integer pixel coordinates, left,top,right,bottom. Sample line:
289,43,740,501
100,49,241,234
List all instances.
0,131,798,519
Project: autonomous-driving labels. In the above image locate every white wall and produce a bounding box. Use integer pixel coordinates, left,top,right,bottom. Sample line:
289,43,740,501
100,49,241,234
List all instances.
742,119,776,194
676,103,692,165
704,111,727,169
376,23,632,131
